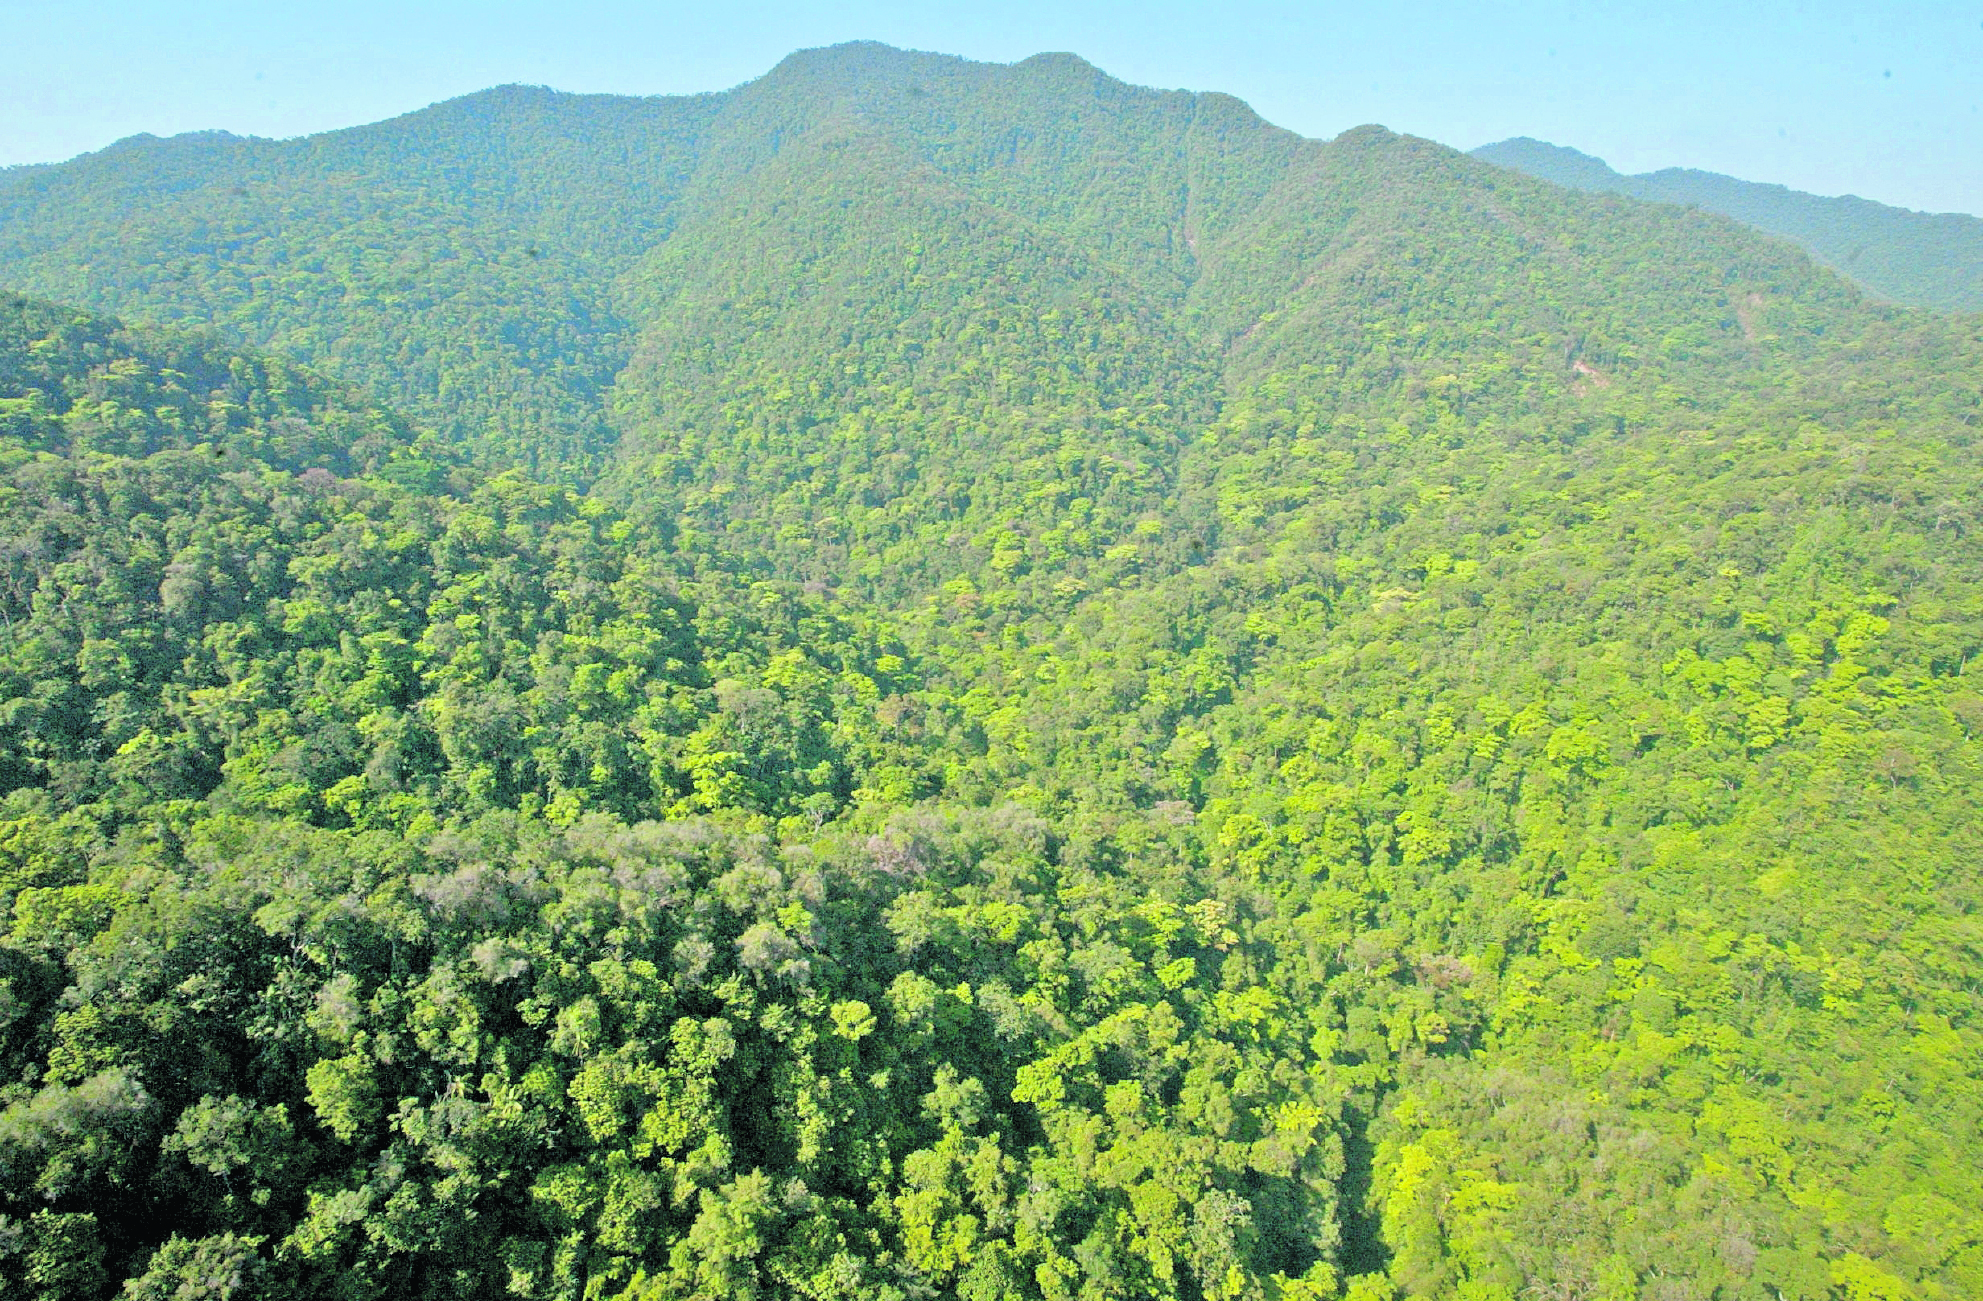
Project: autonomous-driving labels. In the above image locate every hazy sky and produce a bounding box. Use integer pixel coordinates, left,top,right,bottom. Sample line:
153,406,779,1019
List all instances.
9,0,1981,215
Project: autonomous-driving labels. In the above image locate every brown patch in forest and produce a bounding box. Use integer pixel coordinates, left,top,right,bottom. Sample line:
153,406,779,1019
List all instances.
1734,292,1764,343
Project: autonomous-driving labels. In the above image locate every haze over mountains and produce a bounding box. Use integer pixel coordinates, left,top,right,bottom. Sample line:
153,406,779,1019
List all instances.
0,42,1978,1301
1473,136,1983,314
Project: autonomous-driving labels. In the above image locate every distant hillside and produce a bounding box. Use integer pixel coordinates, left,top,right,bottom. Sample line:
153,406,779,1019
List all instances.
1474,136,1983,312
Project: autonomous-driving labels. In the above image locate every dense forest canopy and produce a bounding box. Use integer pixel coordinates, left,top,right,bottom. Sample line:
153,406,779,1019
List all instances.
0,41,1979,1301
1471,137,1983,314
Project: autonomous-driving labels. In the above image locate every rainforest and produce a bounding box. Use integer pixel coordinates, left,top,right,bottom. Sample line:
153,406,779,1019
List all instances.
0,42,1977,1301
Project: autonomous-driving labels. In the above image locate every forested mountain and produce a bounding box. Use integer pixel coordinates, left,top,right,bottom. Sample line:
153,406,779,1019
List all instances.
1472,136,1983,313
0,43,1979,1301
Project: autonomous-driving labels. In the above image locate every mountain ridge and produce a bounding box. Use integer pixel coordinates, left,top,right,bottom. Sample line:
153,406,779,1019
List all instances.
1473,135,1983,312
0,42,1877,482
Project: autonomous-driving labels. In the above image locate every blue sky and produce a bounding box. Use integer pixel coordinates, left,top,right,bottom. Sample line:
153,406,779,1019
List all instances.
12,0,1982,214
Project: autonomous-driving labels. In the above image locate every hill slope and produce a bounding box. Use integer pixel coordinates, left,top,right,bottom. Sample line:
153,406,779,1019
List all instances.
0,47,1297,476
1473,136,1983,312
0,44,1980,1301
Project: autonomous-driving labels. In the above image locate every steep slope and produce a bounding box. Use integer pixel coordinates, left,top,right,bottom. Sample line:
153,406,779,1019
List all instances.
597,87,1866,617
601,85,1217,606
871,126,1983,1296
1474,137,1983,313
0,90,720,472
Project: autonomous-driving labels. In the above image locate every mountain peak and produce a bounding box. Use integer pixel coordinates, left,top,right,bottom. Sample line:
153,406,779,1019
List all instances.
97,128,250,155
1471,136,1623,189
1331,123,1403,146
762,40,972,86
1013,50,1103,75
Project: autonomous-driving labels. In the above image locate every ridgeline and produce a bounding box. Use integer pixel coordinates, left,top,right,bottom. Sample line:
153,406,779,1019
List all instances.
1472,136,1983,313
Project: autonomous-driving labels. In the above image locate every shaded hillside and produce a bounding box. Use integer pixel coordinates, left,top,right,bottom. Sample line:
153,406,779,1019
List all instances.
1474,136,1983,312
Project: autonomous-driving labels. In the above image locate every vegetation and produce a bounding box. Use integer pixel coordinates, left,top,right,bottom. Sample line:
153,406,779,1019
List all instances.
1472,137,1983,313
0,43,1979,1301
